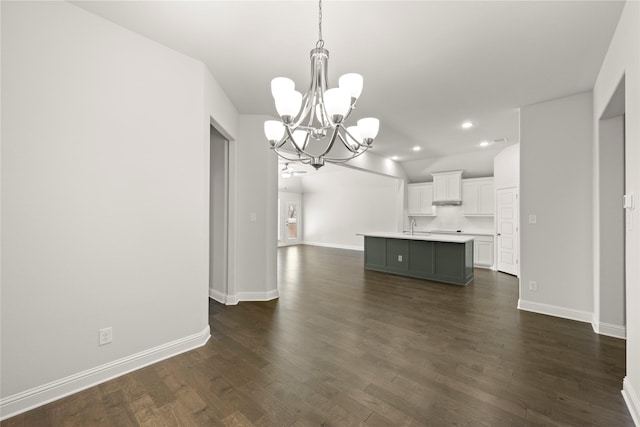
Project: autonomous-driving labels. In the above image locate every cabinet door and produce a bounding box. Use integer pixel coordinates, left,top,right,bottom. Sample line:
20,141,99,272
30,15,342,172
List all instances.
408,186,422,214
433,175,448,202
462,181,478,214
478,181,495,215
474,238,494,267
386,239,409,272
446,174,462,201
421,184,433,214
433,171,462,202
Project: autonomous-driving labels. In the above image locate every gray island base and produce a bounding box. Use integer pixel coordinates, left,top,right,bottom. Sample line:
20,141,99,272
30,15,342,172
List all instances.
359,232,474,286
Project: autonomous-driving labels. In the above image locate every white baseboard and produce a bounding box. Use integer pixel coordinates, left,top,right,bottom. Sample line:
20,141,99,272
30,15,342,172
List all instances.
0,326,210,421
236,289,279,302
622,377,640,426
302,241,363,251
209,289,279,305
517,299,592,323
209,288,241,305
593,321,626,339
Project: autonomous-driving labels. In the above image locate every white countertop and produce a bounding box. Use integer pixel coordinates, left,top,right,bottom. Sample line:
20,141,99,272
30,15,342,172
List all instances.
403,230,494,237
358,232,474,243
429,230,494,237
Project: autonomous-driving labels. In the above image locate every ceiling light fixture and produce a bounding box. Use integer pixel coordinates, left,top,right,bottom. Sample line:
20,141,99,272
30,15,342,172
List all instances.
391,156,399,161
413,146,422,152
264,0,380,170
479,141,490,147
280,163,308,179
461,121,474,129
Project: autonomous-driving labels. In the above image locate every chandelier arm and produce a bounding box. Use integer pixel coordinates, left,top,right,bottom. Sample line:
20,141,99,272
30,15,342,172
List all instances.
289,47,324,130
316,59,339,129
306,92,317,128
317,125,342,158
284,125,317,159
273,132,291,150
292,89,314,130
273,147,311,163
336,131,359,154
322,148,368,162
341,99,358,124
340,127,363,153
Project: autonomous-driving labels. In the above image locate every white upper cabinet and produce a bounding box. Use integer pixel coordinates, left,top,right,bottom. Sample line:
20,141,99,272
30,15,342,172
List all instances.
462,177,494,216
432,170,463,205
407,183,434,216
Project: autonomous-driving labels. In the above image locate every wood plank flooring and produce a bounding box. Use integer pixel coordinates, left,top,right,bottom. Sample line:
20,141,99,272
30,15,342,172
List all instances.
2,245,633,426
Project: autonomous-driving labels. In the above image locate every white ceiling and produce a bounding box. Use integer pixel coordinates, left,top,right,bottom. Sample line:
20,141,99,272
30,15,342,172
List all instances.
73,1,624,163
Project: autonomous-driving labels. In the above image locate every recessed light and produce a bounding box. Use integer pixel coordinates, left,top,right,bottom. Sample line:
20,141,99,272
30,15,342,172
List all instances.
461,121,474,129
391,156,399,161
412,146,421,151
479,141,490,147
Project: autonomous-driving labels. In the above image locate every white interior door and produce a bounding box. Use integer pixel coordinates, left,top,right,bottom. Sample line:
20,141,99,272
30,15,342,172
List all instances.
497,187,519,276
279,194,302,246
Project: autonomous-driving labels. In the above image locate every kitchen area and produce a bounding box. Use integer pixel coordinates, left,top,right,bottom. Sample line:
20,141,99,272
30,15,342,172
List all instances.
359,169,498,286
279,144,520,284
405,170,496,270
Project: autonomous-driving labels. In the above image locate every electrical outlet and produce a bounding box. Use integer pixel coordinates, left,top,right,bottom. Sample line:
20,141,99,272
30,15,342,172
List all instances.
529,281,538,292
99,327,113,346
528,214,537,224
398,255,403,262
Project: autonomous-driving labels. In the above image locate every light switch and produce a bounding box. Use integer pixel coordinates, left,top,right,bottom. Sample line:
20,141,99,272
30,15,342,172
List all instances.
624,194,634,209
249,212,257,222
528,214,537,224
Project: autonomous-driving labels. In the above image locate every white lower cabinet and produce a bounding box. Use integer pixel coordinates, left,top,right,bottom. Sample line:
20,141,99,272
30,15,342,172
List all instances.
472,235,494,268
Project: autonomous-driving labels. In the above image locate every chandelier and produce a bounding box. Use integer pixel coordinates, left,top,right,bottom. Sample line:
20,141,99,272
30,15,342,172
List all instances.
264,0,380,170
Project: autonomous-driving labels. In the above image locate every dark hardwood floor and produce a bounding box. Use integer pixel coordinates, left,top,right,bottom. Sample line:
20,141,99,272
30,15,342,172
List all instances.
2,245,633,426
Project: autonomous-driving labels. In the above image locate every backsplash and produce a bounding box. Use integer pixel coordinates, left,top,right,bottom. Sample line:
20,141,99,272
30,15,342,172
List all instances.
407,205,494,234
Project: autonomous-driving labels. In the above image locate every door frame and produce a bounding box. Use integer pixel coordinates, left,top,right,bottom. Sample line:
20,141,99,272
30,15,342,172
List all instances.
594,74,626,338
208,122,237,305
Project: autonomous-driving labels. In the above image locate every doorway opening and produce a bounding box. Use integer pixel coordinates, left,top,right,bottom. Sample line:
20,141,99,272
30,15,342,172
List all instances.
278,194,302,247
596,75,626,338
496,187,519,276
209,125,229,303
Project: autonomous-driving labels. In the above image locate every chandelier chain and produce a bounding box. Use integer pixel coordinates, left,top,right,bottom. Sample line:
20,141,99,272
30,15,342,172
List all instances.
316,0,324,48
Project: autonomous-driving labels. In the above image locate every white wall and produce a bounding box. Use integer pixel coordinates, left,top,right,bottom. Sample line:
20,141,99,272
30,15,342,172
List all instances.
1,1,232,417
203,65,239,143
592,1,640,422
346,151,408,180
279,175,303,193
302,168,402,250
403,147,506,183
519,91,594,321
231,115,278,302
494,144,520,190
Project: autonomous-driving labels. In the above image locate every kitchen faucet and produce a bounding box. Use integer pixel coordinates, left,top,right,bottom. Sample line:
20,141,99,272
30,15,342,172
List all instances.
410,218,417,236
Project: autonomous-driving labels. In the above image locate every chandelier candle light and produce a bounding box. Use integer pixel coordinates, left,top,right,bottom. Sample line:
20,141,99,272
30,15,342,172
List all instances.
264,0,380,169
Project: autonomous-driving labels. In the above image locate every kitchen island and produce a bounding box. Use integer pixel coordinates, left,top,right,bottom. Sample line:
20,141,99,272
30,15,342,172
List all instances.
358,232,474,285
